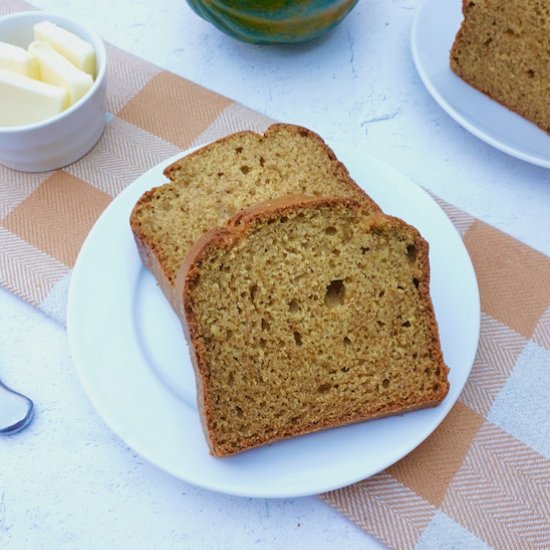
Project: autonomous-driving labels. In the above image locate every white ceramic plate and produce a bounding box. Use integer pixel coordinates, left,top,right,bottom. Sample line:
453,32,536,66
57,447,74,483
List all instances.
412,0,550,168
67,145,480,498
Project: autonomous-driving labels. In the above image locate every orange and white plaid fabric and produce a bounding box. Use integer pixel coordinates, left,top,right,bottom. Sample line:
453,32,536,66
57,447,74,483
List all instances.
1,2,549,548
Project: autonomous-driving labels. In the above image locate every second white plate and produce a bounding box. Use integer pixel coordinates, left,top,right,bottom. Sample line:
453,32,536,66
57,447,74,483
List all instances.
67,145,480,498
412,0,550,168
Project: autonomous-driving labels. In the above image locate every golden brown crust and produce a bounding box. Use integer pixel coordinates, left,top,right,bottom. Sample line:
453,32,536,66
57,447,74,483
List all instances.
176,195,367,312
450,0,550,134
376,215,449,405
176,225,234,455
177,196,449,457
129,184,178,303
229,194,362,229
211,396,445,457
175,199,364,450
130,124,381,300
130,123,382,305
449,69,550,134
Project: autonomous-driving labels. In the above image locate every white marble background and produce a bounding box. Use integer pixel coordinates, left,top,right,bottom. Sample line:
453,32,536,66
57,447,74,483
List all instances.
1,0,549,548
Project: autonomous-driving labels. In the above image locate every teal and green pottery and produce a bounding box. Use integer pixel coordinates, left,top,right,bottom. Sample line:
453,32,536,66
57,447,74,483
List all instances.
186,0,360,44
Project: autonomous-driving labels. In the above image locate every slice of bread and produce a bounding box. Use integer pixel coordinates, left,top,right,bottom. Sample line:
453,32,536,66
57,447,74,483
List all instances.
176,196,449,457
130,124,380,302
450,0,550,133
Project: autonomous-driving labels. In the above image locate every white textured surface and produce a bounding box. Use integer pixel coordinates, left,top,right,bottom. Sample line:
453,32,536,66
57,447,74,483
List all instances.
2,0,550,548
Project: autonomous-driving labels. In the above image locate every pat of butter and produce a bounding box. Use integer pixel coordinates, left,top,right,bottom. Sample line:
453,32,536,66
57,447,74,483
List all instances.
34,21,96,78
28,41,93,106
0,69,67,127
0,41,39,79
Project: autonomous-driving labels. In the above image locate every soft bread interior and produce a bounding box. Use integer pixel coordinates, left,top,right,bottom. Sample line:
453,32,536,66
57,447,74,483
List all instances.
182,198,448,456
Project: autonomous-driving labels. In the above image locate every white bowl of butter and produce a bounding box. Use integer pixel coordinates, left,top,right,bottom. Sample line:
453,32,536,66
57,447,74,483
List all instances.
0,11,107,172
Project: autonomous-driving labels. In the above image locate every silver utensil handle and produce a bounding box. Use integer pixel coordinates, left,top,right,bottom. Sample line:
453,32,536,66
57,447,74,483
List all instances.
0,380,34,434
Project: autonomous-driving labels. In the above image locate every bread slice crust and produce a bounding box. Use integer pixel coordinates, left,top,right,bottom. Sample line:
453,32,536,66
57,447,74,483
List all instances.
130,124,381,305
450,0,550,133
176,196,449,456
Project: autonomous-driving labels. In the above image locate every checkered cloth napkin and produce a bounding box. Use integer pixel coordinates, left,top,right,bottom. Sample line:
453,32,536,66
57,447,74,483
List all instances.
2,1,549,548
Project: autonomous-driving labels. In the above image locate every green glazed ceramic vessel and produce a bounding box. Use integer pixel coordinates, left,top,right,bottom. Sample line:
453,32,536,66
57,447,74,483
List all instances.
186,0,360,44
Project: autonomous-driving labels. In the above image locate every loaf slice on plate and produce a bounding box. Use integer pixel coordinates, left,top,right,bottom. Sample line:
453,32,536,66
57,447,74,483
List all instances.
450,0,550,132
176,196,449,457
130,124,380,302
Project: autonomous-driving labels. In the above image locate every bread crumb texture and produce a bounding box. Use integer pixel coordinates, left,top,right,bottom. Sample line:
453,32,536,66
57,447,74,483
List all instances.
451,0,550,132
130,125,376,287
183,199,448,456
